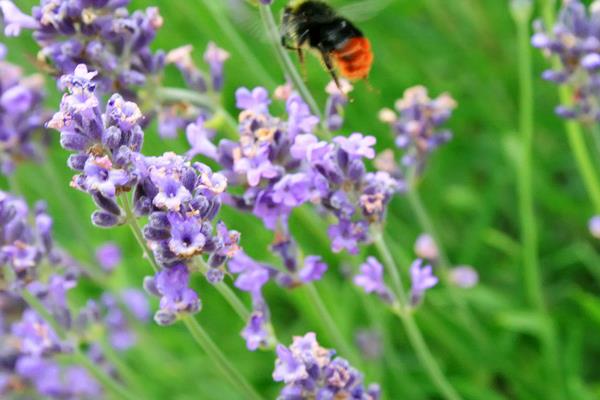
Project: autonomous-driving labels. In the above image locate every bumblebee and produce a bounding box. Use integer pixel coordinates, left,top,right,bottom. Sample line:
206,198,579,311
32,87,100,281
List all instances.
281,0,374,88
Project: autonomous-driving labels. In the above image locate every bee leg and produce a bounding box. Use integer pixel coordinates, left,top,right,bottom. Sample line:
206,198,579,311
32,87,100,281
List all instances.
321,52,341,90
297,48,308,80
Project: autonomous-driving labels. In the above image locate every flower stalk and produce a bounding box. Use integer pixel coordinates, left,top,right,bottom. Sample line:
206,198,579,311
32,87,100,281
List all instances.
20,290,140,400
373,235,461,400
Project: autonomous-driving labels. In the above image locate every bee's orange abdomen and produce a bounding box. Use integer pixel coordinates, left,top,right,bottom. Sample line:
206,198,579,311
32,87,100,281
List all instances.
333,37,373,80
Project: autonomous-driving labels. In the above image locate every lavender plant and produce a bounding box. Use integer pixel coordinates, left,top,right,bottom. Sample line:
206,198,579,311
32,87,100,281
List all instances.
0,190,142,399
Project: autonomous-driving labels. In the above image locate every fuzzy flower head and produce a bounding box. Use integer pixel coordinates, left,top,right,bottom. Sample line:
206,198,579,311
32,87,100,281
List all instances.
1,0,165,96
381,85,456,171
273,332,380,399
532,0,600,122
48,65,146,228
409,259,438,306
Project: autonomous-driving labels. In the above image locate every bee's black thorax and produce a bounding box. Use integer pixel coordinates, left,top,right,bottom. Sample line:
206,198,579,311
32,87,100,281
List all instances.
282,1,363,53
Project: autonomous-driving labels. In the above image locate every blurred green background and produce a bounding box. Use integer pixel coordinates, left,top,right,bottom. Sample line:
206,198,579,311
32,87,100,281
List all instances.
2,0,600,398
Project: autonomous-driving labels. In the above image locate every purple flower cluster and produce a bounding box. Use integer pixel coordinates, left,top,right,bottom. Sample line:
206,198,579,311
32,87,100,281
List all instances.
47,64,142,228
0,191,73,287
532,0,600,121
49,65,239,325
0,45,50,175
0,192,101,398
1,0,164,98
379,85,456,171
159,43,230,139
213,86,400,254
273,332,380,399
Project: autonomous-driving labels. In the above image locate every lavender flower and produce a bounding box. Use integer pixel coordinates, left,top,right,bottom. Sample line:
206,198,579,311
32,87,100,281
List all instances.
50,65,238,325
273,332,381,399
354,256,394,303
325,78,353,131
532,0,600,121
146,264,201,326
0,45,50,174
1,0,165,97
414,233,439,261
409,259,438,306
204,42,230,91
380,85,456,171
48,64,142,227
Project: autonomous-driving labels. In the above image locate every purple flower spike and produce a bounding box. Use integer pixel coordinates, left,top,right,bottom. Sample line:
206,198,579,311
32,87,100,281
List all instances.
241,312,270,351
298,255,328,283
409,259,438,306
273,332,380,399
154,264,200,324
204,42,230,91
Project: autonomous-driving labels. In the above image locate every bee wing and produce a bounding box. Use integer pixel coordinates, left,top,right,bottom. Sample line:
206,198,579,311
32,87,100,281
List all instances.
335,0,394,22
227,0,271,43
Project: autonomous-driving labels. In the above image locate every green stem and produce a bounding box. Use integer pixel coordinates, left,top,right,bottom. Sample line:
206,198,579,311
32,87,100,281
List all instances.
155,87,238,138
182,317,263,400
564,119,600,213
373,234,407,303
258,4,325,124
201,0,275,88
120,194,160,273
406,179,489,348
21,290,139,400
97,339,149,398
514,0,543,313
371,238,460,400
304,283,362,367
195,258,250,321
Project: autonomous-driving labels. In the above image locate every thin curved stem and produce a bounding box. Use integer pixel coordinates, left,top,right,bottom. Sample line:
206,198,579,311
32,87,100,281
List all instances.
201,0,276,88
195,258,250,321
182,316,263,400
120,194,160,273
304,283,362,366
373,233,407,303
372,237,461,400
21,290,139,400
258,4,325,126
